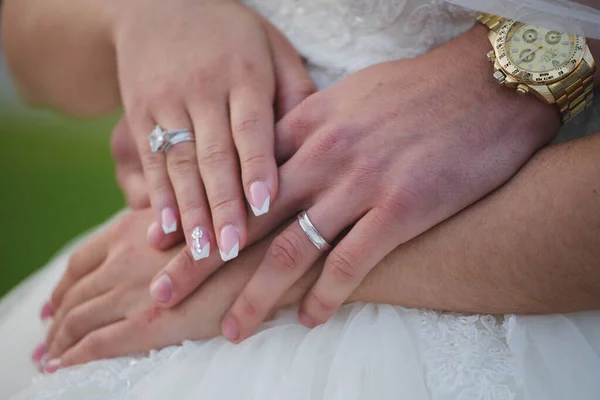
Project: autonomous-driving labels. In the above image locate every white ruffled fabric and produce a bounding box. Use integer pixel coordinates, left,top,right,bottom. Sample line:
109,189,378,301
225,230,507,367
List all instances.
3,0,600,398
447,0,600,39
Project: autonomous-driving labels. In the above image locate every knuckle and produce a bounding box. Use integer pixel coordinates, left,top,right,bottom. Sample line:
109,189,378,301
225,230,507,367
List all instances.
239,292,259,317
268,230,306,272
142,151,165,169
210,197,244,216
282,106,312,137
166,152,197,175
315,125,352,157
61,312,79,342
80,332,106,358
189,64,221,91
240,153,269,170
197,144,231,169
326,250,361,282
232,113,262,137
387,184,421,217
308,291,337,315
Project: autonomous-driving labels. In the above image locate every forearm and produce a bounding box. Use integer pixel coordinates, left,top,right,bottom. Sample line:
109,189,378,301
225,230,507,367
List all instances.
345,134,600,314
1,0,120,115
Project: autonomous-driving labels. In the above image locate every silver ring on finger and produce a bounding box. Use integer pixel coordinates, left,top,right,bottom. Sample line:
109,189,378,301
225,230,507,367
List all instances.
148,125,195,153
297,210,332,252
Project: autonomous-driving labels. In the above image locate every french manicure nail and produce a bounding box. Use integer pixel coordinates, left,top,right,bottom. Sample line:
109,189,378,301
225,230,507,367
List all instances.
45,359,61,374
150,274,173,303
222,315,240,342
161,207,178,234
219,225,239,262
249,181,271,217
31,342,48,362
40,301,53,320
191,226,210,260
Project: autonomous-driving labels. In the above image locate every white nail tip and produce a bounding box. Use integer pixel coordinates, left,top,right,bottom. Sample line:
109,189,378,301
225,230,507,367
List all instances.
251,195,270,217
162,221,177,234
220,242,239,262
191,243,210,261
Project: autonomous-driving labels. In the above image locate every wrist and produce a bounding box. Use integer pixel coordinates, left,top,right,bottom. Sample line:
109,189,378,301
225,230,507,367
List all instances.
453,24,561,145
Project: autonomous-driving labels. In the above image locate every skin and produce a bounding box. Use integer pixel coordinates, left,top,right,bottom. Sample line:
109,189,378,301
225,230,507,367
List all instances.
1,0,317,268
41,132,600,370
4,0,600,354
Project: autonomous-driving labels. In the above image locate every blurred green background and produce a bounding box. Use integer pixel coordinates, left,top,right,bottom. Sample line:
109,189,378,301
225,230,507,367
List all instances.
0,51,124,297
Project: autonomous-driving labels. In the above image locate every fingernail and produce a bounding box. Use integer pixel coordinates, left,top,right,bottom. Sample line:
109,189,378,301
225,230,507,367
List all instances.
150,274,173,303
219,225,239,262
222,315,240,342
249,181,271,217
191,226,210,260
45,359,61,374
298,312,315,328
40,301,53,320
31,342,48,362
161,207,178,234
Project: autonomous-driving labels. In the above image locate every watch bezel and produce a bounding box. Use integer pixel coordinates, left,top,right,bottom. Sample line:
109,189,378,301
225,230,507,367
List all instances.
494,20,586,85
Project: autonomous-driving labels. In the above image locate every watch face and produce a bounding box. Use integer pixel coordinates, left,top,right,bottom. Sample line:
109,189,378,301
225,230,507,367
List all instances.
495,21,586,84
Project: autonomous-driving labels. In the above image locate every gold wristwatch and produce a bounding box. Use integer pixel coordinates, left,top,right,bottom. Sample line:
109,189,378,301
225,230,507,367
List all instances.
477,13,596,123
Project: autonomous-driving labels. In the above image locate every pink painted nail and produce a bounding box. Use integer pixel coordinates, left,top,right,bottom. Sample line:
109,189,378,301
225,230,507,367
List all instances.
219,225,240,262
31,342,48,362
40,301,53,320
222,315,240,342
190,226,210,260
161,207,178,234
45,359,61,374
150,274,173,303
249,181,271,216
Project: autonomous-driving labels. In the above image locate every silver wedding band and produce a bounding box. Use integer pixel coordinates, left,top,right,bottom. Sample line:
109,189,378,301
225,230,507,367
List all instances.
297,211,332,252
148,125,195,153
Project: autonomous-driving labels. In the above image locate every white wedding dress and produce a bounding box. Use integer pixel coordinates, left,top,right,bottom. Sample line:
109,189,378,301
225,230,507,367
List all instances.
2,1,600,399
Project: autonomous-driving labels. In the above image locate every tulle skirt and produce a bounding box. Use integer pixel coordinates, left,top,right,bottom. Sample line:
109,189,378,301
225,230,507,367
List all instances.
1,219,600,400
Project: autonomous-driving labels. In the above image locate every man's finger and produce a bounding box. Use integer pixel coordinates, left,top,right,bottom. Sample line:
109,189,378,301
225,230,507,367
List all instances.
299,208,402,327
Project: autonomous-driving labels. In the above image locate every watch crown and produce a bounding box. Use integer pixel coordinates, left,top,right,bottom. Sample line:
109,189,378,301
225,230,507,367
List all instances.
493,70,506,85
487,50,496,63
516,84,529,96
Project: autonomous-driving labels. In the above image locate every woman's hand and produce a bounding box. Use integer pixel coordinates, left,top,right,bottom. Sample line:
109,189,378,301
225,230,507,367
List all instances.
115,0,314,264
41,210,293,370
216,25,561,342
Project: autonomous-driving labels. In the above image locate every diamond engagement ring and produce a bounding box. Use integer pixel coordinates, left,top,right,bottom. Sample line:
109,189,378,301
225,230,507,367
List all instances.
297,211,332,252
148,125,195,153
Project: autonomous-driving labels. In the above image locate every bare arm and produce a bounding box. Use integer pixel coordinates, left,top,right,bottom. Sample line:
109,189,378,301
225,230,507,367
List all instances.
279,134,600,314
0,0,119,115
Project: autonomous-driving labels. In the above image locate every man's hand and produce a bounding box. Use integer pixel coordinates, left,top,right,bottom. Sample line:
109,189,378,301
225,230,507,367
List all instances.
150,25,560,343
219,25,561,342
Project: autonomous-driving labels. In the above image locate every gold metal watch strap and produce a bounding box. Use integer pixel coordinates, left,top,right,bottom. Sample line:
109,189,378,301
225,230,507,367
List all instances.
549,60,595,123
476,13,507,32
477,12,595,123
